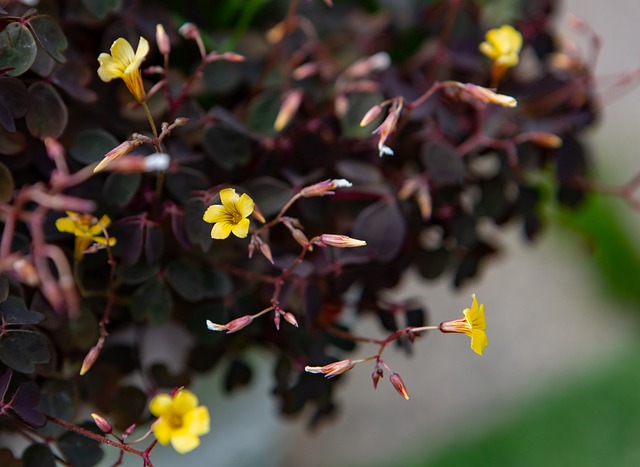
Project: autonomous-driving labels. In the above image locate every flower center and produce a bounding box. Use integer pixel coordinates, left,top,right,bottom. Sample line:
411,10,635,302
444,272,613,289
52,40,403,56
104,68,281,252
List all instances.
165,412,184,430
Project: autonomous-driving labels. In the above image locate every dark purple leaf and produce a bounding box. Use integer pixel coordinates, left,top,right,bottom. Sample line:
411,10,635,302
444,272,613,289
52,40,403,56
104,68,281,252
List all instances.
25,82,68,139
0,295,44,324
28,15,68,63
0,77,28,132
353,199,406,262
10,382,46,427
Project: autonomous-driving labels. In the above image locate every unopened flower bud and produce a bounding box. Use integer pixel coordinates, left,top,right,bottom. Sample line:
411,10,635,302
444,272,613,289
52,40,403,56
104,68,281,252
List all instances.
292,62,320,80
13,258,39,286
221,52,245,62
461,83,517,108
360,104,383,127
94,140,141,173
283,312,299,327
520,131,563,148
305,359,355,378
179,23,199,40
259,241,274,264
416,185,432,221
156,24,171,55
80,345,101,375
372,367,384,390
173,117,189,127
318,234,367,248
108,153,170,173
390,372,409,400
300,179,352,197
274,89,304,131
206,315,253,334
252,204,266,224
91,413,113,434
344,52,391,79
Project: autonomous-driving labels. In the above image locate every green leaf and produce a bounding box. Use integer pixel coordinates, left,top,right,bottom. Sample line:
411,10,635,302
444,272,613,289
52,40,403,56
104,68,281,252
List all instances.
341,92,384,138
0,77,29,132
102,173,141,207
164,259,205,302
203,124,252,170
0,330,51,374
25,82,68,139
57,423,104,467
0,161,14,203
0,125,26,155
185,199,213,252
0,23,37,77
28,15,68,63
69,128,119,165
130,277,173,324
22,444,56,467
81,0,123,19
0,296,44,324
246,90,281,135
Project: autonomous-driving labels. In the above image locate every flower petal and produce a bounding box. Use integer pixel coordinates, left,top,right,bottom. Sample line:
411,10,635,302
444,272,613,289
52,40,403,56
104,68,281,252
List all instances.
231,218,250,238
470,329,488,355
97,54,122,81
173,389,198,415
203,205,229,223
133,37,150,64
219,188,239,208
149,394,173,417
170,433,200,454
110,38,135,66
185,406,210,436
236,193,255,218
211,222,233,239
55,217,77,234
152,419,173,445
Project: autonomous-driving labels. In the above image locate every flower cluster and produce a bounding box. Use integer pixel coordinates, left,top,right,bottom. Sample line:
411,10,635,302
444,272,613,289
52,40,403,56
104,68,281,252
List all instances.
55,212,116,260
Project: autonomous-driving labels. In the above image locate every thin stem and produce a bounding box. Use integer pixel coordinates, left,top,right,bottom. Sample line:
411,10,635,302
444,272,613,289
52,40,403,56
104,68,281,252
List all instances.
141,102,158,142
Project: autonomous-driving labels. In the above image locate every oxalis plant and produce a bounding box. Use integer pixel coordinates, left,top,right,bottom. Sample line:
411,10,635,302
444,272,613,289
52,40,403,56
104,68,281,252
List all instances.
0,0,607,465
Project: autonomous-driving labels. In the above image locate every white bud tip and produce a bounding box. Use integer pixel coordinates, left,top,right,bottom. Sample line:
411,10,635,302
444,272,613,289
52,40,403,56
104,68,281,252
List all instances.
206,320,225,331
144,153,170,172
379,145,395,157
369,52,391,71
332,179,352,188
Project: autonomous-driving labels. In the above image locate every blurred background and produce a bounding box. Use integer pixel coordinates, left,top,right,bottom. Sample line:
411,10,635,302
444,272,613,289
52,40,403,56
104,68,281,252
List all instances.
96,1,640,466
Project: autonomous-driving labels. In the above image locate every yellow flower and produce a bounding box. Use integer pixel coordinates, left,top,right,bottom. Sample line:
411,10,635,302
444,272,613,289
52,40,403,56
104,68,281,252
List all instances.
439,294,487,356
203,188,255,239
55,212,116,260
97,37,149,103
479,25,523,68
149,388,210,454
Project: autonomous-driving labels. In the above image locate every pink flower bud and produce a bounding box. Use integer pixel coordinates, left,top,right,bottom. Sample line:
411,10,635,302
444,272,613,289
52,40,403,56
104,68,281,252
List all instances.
300,179,352,198
94,140,141,173
178,23,199,40
156,24,171,55
390,373,409,400
317,234,367,248
80,345,101,376
91,413,113,434
372,367,384,390
283,312,299,327
305,359,355,378
274,89,304,131
206,315,253,334
12,258,39,286
360,104,382,127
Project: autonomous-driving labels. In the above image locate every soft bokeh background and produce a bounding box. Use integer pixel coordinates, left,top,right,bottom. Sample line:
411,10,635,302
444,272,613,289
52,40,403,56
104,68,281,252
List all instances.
99,1,640,466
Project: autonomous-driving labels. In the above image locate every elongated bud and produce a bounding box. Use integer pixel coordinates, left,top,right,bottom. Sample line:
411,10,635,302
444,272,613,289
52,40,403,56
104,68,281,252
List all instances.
179,22,199,40
206,315,253,334
460,83,517,107
372,367,384,390
517,131,563,148
360,104,382,127
259,241,274,264
390,373,409,400
344,52,391,79
274,89,304,131
416,185,432,221
91,413,113,434
283,312,299,327
156,24,171,55
221,52,245,62
80,345,101,375
292,62,320,80
173,117,189,127
13,258,39,286
94,140,142,173
305,359,355,378
317,234,367,248
108,153,171,173
252,205,266,223
300,179,352,197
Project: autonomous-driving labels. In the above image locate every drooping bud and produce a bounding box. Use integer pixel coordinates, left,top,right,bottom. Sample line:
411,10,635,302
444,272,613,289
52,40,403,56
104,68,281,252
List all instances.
274,89,304,131
518,131,563,148
91,413,113,434
300,179,352,197
283,312,299,327
390,372,410,400
360,104,383,127
344,52,391,79
156,24,171,56
372,367,384,390
80,345,101,376
206,315,253,334
94,140,142,173
292,62,320,80
252,204,266,224
178,23,199,40
459,83,517,107
317,234,367,248
305,359,355,378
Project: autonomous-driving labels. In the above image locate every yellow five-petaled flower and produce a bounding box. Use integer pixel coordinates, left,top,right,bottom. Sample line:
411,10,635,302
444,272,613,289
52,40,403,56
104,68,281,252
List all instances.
149,388,210,454
439,293,487,356
479,25,523,69
55,211,116,260
203,188,255,239
97,37,149,103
